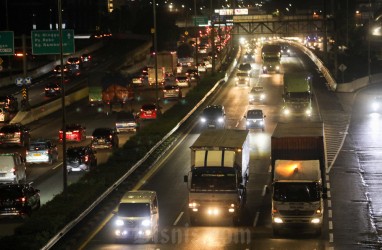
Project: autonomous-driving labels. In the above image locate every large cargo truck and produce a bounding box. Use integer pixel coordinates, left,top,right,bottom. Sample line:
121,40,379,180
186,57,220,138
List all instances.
261,44,281,74
88,72,134,111
148,51,177,85
184,129,250,225
271,122,327,236
282,72,312,117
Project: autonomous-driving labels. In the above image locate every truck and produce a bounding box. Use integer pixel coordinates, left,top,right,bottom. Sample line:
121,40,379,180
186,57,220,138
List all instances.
271,122,327,236
261,44,281,74
148,51,177,85
88,72,134,110
282,72,312,117
184,129,250,225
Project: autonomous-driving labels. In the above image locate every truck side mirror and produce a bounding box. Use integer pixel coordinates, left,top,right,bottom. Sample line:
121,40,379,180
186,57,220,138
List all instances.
183,175,188,183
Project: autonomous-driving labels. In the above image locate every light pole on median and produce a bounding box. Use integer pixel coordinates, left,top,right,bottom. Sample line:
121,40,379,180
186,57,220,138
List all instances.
58,0,67,198
153,0,158,108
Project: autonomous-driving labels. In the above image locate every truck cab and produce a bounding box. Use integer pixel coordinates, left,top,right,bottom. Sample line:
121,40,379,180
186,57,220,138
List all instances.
272,160,325,236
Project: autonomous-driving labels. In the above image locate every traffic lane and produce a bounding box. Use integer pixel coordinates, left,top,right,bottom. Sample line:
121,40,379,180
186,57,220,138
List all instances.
338,86,382,246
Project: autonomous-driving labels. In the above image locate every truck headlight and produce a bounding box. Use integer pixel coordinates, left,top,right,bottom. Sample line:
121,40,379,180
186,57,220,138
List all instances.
273,217,283,223
207,208,219,215
141,219,151,227
311,218,321,224
276,66,280,70
200,117,206,123
283,108,290,115
260,94,265,100
246,120,250,125
115,219,124,226
189,202,199,208
218,117,224,123
305,108,312,116
263,66,267,70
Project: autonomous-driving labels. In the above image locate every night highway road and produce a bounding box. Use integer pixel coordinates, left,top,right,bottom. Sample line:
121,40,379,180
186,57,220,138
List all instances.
76,46,340,249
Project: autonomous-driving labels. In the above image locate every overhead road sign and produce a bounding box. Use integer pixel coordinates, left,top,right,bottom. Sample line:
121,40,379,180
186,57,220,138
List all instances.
31,30,75,55
0,31,14,56
193,16,209,26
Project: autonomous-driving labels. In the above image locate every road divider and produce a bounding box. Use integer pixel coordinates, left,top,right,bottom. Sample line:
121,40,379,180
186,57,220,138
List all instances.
11,86,88,125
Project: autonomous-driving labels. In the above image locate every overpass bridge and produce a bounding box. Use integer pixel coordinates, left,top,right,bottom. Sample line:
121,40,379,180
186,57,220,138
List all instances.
215,14,335,38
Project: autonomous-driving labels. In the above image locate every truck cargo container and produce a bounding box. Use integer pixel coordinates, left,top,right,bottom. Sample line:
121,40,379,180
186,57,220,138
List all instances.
271,122,327,236
184,129,250,225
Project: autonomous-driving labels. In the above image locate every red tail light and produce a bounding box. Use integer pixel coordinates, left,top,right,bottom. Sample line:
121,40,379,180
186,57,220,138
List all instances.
18,197,27,203
84,155,89,162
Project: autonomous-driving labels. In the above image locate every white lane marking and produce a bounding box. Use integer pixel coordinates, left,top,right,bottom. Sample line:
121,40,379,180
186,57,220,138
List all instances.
253,211,260,227
52,162,63,170
327,200,332,208
327,191,331,198
329,221,333,230
173,212,184,226
329,233,334,243
328,209,332,218
262,185,267,197
326,182,331,189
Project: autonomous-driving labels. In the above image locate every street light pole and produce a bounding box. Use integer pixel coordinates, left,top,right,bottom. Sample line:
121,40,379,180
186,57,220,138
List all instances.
153,0,158,107
194,0,199,82
368,0,372,84
58,0,67,198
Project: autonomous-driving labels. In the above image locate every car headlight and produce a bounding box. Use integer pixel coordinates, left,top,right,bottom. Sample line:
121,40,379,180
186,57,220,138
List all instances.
249,95,254,99
311,218,321,224
115,219,124,226
276,66,280,70
259,120,264,125
283,108,290,115
246,121,250,125
263,66,267,70
200,117,206,123
306,108,312,116
260,94,265,99
235,77,238,81
273,217,283,223
141,219,151,227
218,117,224,123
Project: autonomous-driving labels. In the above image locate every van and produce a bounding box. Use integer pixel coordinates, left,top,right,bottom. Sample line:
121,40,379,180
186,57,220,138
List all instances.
0,153,26,183
113,190,159,242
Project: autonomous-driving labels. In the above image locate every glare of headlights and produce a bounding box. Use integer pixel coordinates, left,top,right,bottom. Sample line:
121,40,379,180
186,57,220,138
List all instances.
142,219,151,227
218,117,224,123
200,117,206,122
115,219,124,226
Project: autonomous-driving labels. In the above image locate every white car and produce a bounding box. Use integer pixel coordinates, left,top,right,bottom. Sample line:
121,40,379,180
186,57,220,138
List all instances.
197,63,206,73
0,107,10,122
0,153,26,184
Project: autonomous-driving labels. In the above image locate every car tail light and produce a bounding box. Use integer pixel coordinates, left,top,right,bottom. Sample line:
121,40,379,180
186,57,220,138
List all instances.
44,150,49,155
18,197,27,203
84,155,89,162
109,135,113,139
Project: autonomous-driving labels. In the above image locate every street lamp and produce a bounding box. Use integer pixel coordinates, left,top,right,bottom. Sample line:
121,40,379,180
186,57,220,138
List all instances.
153,0,159,107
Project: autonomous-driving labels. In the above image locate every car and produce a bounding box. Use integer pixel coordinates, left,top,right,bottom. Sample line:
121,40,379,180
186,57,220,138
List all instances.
203,57,212,69
0,107,11,123
244,109,266,131
0,183,40,217
163,76,176,86
175,76,190,87
197,63,206,72
66,57,81,66
163,85,182,99
281,45,291,57
66,146,97,173
200,105,226,129
44,82,62,97
91,127,119,149
139,103,160,120
0,123,30,147
113,190,159,242
186,69,199,81
235,72,250,86
115,111,139,133
81,53,92,62
371,96,382,113
131,74,145,87
59,124,86,142
0,95,18,113
26,139,58,165
53,64,70,76
238,63,252,72
249,86,266,103
0,153,26,184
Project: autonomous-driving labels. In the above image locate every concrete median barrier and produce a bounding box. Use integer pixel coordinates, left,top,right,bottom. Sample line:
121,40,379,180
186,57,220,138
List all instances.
10,87,89,125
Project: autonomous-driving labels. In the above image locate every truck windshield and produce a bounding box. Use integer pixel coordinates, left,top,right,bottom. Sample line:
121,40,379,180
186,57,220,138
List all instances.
117,203,151,217
190,170,237,191
285,92,310,99
273,182,320,202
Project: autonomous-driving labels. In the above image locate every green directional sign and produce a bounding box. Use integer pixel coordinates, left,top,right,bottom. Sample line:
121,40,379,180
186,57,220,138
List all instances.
31,30,75,55
0,31,14,56
193,16,209,26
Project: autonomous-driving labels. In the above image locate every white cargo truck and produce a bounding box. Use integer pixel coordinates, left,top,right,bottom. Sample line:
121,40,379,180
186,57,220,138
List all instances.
184,129,250,225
